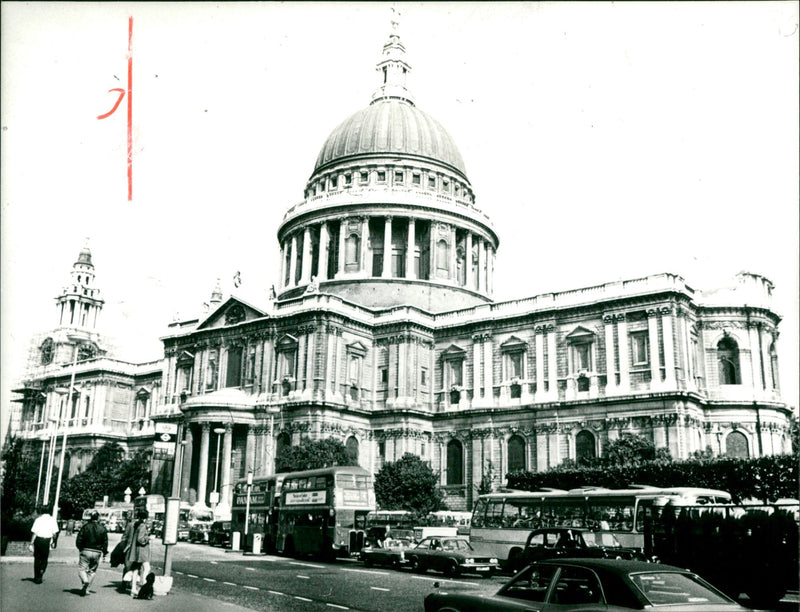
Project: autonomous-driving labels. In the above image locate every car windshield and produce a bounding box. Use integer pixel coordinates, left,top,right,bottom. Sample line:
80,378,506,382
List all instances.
630,572,731,606
582,532,622,548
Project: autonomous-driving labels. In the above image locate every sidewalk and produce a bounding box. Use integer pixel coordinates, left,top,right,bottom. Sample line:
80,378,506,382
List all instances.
1,533,257,612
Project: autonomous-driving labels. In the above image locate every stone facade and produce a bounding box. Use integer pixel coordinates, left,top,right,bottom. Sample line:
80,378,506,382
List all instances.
9,23,792,515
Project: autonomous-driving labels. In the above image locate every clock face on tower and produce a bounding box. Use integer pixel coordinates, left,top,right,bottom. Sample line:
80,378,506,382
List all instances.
40,338,54,365
78,344,95,361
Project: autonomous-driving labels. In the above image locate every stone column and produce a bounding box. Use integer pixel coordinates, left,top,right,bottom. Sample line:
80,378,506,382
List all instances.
483,335,493,404
245,425,256,476
487,245,494,294
547,326,558,400
472,335,482,400
747,323,762,389
305,328,316,395
476,237,484,292
197,423,210,505
647,310,661,388
288,234,298,287
361,217,369,274
535,328,546,402
278,241,286,289
337,218,347,277
382,216,393,278
662,308,676,389
221,424,233,508
450,226,457,281
300,226,312,284
760,326,772,390
604,315,617,395
318,222,329,280
397,339,407,400
181,424,194,502
406,218,416,279
618,315,630,392
465,233,473,290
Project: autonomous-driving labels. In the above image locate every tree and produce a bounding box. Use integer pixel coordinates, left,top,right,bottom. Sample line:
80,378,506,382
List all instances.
275,437,356,473
0,437,40,520
374,453,445,516
111,448,152,500
603,433,657,466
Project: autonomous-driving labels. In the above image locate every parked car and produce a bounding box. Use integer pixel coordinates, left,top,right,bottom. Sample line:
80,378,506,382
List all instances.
177,520,190,542
189,522,210,544
424,558,747,611
407,536,499,577
511,527,643,572
151,519,164,539
208,521,232,548
361,538,414,569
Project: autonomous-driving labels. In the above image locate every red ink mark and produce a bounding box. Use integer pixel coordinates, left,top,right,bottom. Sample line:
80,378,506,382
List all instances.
97,88,125,119
127,16,133,201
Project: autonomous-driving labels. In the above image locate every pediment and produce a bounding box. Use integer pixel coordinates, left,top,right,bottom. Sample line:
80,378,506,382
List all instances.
500,335,527,350
347,341,368,356
441,344,466,357
176,350,195,367
276,334,298,349
196,296,267,330
566,325,596,340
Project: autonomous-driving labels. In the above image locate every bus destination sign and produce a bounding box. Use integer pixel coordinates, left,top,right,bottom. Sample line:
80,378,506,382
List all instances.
285,490,326,505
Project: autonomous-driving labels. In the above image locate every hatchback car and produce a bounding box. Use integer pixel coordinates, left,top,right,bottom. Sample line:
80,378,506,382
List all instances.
424,558,747,611
208,521,232,548
407,536,499,577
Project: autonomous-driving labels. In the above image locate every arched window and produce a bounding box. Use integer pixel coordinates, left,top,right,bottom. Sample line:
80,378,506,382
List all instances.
436,240,449,272
769,343,779,389
446,439,463,485
725,430,749,458
346,436,359,463
508,435,525,472
717,337,741,385
345,234,360,267
576,430,596,463
275,432,291,459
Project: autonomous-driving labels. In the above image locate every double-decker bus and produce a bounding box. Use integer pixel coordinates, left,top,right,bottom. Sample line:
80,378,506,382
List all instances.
276,466,375,558
231,474,284,553
469,485,731,568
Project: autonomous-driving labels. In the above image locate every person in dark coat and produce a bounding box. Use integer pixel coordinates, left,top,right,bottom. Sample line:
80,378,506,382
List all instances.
76,511,108,596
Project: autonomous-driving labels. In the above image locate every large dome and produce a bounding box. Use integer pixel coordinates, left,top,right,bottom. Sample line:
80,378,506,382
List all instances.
313,98,467,178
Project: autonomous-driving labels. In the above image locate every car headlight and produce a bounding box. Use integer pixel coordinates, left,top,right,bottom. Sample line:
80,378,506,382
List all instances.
490,558,498,564
464,558,474,564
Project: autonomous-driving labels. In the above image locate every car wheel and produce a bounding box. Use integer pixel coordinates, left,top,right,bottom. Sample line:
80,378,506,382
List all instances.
410,557,423,573
364,556,373,567
444,559,459,577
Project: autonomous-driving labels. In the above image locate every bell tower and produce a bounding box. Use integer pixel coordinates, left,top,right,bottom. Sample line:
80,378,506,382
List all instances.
56,239,104,331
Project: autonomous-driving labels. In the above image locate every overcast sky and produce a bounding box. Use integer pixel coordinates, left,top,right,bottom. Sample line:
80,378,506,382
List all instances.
2,2,798,438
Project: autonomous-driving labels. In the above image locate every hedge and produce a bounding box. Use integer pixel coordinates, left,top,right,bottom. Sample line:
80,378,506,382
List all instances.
506,453,799,503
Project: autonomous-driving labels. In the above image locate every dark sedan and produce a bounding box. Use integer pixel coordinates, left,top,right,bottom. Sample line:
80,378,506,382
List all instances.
408,536,499,577
188,522,210,544
511,527,643,572
361,538,414,569
208,520,232,548
424,558,747,611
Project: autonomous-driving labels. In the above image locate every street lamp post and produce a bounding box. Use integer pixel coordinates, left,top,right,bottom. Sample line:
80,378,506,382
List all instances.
212,427,225,510
52,338,81,521
266,408,280,475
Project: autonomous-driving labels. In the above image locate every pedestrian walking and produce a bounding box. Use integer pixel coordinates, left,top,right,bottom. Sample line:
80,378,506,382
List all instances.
124,509,151,598
75,510,108,596
28,506,60,584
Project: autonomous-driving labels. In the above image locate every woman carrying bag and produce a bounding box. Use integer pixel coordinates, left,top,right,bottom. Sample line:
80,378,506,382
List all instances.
124,509,151,598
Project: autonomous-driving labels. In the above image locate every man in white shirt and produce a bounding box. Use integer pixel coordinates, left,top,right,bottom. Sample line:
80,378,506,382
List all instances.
29,506,60,584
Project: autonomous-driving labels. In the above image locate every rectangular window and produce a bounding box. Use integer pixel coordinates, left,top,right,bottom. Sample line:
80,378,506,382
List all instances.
360,171,368,184
330,176,338,189
572,342,592,371
442,179,449,192
319,180,325,192
420,368,428,387
377,170,386,182
394,171,403,183
445,359,463,387
428,176,436,189
412,173,421,185
631,332,649,366
344,173,352,186
380,367,388,385
378,440,386,458
505,351,523,379
454,184,460,196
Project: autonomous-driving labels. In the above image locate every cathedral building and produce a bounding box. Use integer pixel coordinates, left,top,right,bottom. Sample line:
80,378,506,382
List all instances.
11,23,792,513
